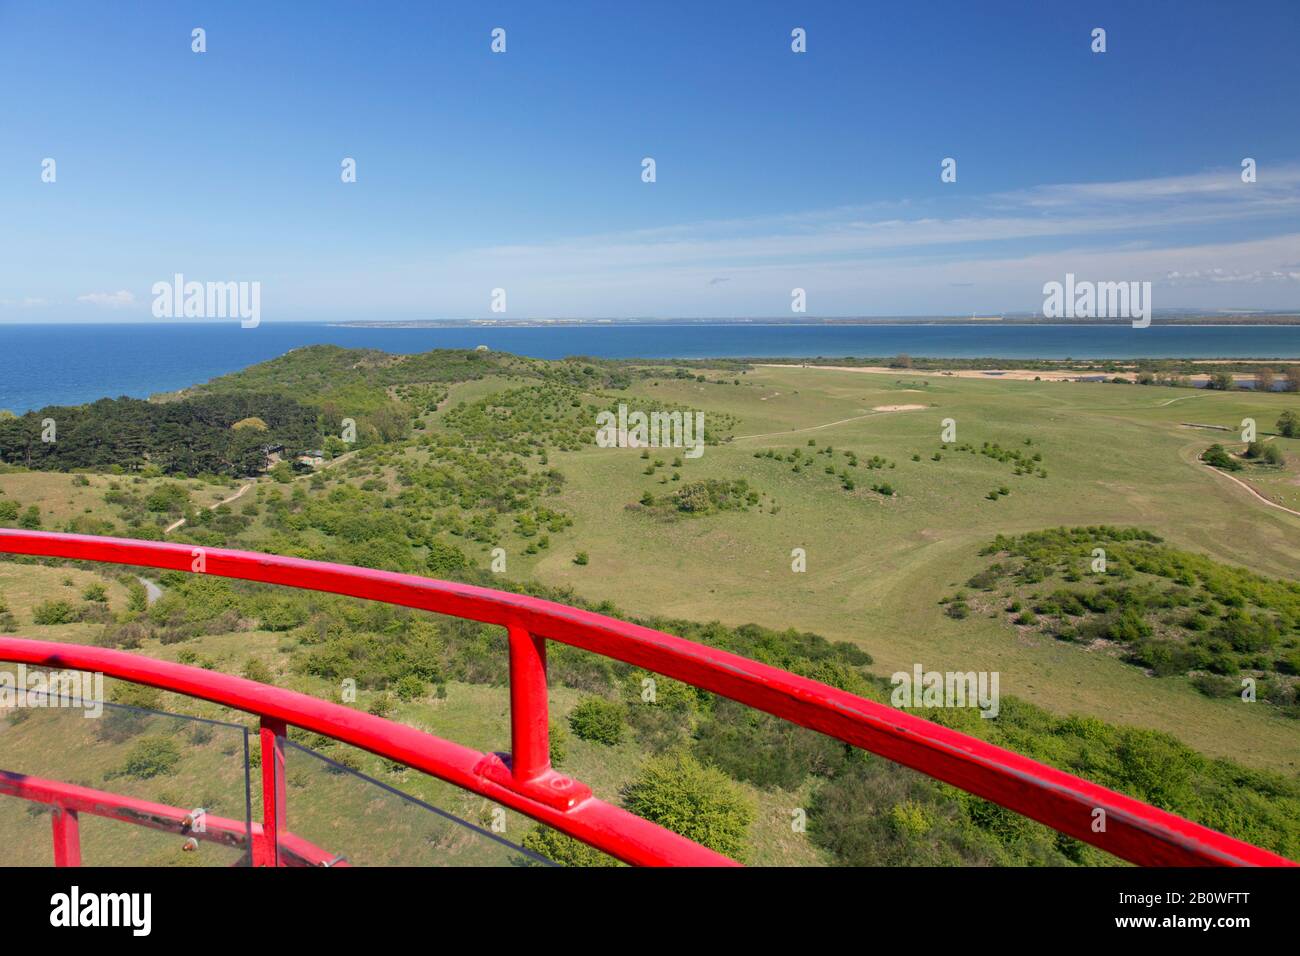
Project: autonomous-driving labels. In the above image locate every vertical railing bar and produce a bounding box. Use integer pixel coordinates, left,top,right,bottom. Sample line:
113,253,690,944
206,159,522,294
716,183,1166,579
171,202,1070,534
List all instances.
259,716,287,866
51,805,81,867
241,725,254,867
507,624,550,782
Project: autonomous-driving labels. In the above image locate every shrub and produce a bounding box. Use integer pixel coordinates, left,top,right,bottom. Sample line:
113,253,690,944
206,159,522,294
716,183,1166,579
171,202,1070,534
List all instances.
548,724,568,767
621,752,754,860
1202,444,1241,471
144,483,190,514
1276,410,1299,438
1191,673,1241,699
568,696,625,745
1106,608,1152,642
521,826,619,867
32,600,77,625
394,674,426,701
694,699,845,789
667,479,755,515
809,757,1005,866
111,683,163,710
96,620,150,649
241,658,273,684
119,736,181,779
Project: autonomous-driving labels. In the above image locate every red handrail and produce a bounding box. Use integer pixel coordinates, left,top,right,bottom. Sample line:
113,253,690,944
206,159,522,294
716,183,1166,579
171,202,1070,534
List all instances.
0,770,353,866
0,529,1292,867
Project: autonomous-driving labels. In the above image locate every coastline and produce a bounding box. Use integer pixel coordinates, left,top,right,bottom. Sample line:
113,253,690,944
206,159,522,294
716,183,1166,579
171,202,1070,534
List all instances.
4,320,1300,413
755,363,1299,385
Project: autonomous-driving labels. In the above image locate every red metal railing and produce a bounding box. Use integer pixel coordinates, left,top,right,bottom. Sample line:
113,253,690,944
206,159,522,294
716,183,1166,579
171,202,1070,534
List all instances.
0,769,355,866
0,530,1292,867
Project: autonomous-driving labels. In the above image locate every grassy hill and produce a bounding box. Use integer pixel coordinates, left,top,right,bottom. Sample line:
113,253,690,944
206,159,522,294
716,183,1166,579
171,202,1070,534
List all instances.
2,349,1298,865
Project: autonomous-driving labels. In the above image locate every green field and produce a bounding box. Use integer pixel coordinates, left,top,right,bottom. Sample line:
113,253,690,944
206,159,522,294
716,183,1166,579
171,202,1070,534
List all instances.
2,352,1298,866
506,366,1300,773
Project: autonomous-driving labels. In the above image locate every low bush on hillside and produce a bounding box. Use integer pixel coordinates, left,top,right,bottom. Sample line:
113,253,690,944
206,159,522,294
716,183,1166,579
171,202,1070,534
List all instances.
568,696,626,745
32,600,78,625
521,826,620,867
1202,443,1242,471
636,479,760,517
114,736,181,780
622,752,755,861
963,527,1300,710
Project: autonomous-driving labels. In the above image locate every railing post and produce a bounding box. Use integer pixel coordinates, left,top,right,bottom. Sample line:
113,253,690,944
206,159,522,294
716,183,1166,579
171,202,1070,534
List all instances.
51,806,81,867
507,624,550,783
259,716,287,867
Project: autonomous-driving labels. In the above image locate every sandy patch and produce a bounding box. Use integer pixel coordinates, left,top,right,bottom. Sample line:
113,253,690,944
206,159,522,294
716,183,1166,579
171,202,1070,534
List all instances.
762,363,1083,381
759,363,1276,385
872,404,927,412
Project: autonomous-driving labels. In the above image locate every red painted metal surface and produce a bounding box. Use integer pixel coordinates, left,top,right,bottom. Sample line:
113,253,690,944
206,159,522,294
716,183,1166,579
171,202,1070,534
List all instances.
50,806,81,867
259,717,288,868
0,771,339,866
0,636,726,867
0,529,1292,867
507,624,551,783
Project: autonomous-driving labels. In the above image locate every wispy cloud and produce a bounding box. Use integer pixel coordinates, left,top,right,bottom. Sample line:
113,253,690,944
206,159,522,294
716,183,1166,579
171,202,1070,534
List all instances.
26,167,1298,319
76,290,136,309
401,166,1300,314
466,165,1300,274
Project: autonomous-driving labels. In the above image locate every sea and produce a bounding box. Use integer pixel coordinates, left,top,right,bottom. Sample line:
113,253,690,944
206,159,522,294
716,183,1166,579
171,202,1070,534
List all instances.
2,321,1299,414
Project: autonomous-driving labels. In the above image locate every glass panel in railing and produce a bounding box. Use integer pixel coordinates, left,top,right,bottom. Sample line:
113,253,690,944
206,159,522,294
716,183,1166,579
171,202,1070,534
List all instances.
0,676,252,867
276,738,552,867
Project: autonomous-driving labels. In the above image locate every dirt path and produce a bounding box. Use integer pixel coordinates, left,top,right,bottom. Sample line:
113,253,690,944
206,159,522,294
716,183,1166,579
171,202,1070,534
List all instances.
137,576,163,605
1201,465,1300,518
319,450,357,471
1180,441,1300,519
165,482,255,534
731,410,895,441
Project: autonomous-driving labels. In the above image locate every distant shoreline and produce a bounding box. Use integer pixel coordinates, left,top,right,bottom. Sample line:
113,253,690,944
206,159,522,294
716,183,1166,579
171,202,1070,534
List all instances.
4,322,1299,414
330,317,1300,329
755,363,1297,387
0,317,1296,328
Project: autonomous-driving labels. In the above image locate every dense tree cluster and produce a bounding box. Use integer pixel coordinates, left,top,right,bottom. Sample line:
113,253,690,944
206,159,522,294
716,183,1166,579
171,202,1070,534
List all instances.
0,393,324,476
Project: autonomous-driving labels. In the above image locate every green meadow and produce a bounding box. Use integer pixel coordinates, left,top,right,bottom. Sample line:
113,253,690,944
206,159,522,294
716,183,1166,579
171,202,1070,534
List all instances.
2,350,1298,865
520,366,1300,773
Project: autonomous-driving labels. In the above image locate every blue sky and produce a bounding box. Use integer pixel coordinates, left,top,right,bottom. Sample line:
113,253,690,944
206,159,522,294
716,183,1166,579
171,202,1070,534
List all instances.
1,0,1297,321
